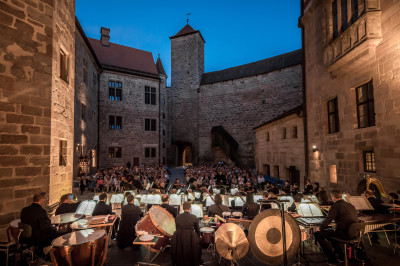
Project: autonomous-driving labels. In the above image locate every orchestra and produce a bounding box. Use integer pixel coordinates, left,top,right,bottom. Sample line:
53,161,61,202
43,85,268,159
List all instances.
9,164,400,266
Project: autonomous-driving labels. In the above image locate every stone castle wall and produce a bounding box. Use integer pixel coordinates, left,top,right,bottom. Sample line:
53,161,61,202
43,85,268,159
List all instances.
254,112,305,187
98,71,161,168
74,29,99,175
303,0,400,193
197,65,303,166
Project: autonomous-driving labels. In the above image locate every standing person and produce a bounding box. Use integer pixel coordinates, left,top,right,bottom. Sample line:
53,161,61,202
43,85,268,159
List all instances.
80,175,86,195
20,192,67,251
314,190,358,264
171,202,201,266
117,195,142,249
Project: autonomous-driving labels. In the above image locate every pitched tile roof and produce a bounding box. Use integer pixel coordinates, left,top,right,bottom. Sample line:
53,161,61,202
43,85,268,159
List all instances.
201,49,303,85
253,105,303,130
88,38,159,77
156,56,167,76
170,24,205,42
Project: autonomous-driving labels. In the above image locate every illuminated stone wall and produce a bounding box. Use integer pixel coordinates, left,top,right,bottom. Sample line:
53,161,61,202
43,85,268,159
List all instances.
302,0,400,193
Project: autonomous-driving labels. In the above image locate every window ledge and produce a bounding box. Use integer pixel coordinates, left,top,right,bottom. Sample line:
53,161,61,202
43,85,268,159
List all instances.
324,10,382,71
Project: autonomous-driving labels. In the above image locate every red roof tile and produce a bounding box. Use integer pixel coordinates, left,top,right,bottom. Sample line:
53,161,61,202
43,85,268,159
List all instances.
88,38,158,76
170,24,205,42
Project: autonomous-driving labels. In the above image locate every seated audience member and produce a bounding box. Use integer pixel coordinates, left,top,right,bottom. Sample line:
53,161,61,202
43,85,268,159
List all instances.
117,195,142,249
172,201,201,266
160,194,177,218
20,192,67,250
55,194,80,215
314,190,358,264
208,194,230,217
242,193,259,219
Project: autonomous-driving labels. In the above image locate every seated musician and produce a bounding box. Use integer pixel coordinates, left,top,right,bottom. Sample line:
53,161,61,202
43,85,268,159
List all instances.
160,194,177,218
282,180,291,194
55,194,80,215
20,192,67,251
314,190,358,264
241,193,259,219
261,190,279,211
208,194,230,217
243,182,254,193
171,201,201,266
173,179,183,189
117,194,142,249
364,190,388,214
93,193,114,216
132,175,144,190
318,190,333,206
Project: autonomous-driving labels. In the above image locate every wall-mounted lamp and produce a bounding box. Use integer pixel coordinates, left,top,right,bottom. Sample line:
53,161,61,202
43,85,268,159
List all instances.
312,145,318,152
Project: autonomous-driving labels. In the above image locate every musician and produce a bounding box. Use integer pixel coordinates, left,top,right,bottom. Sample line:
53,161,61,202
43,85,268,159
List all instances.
173,179,183,189
241,193,259,219
314,190,358,264
282,180,291,194
216,170,227,185
318,190,333,206
132,175,144,190
55,194,80,215
243,181,254,193
93,192,113,216
117,194,142,249
304,179,313,194
160,194,177,218
364,190,387,214
20,192,67,250
261,190,279,210
389,192,400,205
171,201,201,266
208,194,230,217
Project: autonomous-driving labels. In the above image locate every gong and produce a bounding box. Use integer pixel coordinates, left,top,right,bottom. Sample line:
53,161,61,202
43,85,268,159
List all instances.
215,223,249,260
248,209,300,265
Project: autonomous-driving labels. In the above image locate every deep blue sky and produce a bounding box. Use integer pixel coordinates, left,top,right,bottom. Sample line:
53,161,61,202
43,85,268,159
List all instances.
76,0,301,85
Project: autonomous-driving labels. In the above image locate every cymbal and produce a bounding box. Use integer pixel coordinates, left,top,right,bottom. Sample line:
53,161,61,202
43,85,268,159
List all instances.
215,223,249,260
248,209,301,265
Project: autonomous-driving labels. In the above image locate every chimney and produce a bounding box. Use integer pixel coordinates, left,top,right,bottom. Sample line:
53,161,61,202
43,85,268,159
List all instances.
100,27,110,47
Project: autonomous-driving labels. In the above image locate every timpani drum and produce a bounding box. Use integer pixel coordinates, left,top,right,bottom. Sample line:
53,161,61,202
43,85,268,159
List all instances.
51,213,83,231
50,229,108,266
135,206,176,252
7,219,20,242
200,227,215,247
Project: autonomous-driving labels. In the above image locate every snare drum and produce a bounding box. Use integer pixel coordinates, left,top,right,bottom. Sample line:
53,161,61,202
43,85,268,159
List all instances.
135,206,176,252
50,229,108,266
200,227,215,247
7,219,21,242
232,212,243,219
222,212,231,219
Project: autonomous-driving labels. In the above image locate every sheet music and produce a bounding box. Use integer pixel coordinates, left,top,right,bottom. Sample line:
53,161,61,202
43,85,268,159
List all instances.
278,195,294,211
191,204,203,218
348,196,374,210
134,199,140,206
205,196,214,207
169,194,181,206
153,194,162,204
213,189,220,194
253,195,263,202
296,203,323,217
188,193,195,201
110,194,124,203
228,197,235,207
230,188,238,195
234,197,245,207
93,195,99,202
194,192,201,199
76,200,97,216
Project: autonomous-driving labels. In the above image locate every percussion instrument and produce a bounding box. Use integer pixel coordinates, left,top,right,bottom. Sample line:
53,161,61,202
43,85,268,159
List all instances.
200,227,215,247
50,229,109,266
135,206,176,252
51,213,83,231
248,209,301,265
232,212,243,219
7,219,20,242
215,223,249,260
70,216,110,230
222,212,231,219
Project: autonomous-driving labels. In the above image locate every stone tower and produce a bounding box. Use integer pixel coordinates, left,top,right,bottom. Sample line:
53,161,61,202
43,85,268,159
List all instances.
169,24,205,165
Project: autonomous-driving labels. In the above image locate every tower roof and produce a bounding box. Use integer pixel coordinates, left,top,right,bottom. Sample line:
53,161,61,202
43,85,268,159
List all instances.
170,24,205,42
156,56,167,76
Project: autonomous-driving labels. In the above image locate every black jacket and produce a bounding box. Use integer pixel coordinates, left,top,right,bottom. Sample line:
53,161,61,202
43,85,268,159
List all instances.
20,203,65,247
208,203,230,217
160,203,177,218
320,199,358,235
367,197,388,214
171,211,200,266
117,203,142,248
92,201,113,216
55,202,80,215
242,202,259,220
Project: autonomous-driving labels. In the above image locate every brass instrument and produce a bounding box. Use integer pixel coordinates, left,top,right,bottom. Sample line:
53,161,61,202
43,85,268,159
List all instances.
365,175,390,198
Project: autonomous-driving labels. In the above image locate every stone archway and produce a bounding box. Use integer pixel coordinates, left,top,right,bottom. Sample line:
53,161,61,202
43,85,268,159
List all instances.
182,145,192,165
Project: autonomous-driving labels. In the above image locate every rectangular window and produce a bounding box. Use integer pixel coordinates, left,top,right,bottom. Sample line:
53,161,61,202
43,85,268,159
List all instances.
341,0,348,32
274,165,280,178
163,113,165,119
163,142,165,149
282,128,286,139
145,147,156,158
363,151,376,172
115,147,122,158
351,0,359,23
109,81,122,101
292,126,298,138
109,116,115,129
145,147,150,158
332,0,338,39
91,149,96,167
59,140,67,166
328,98,339,133
266,132,270,142
163,129,165,136
151,148,156,157
330,165,337,183
145,86,156,105
81,103,86,121
108,147,114,158
263,164,270,176
60,49,69,83
356,81,375,128
116,116,122,129
145,118,156,131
